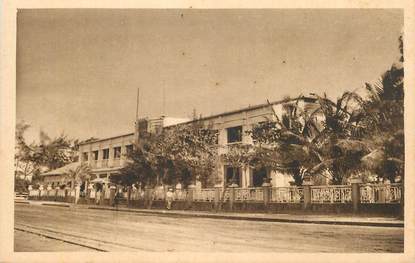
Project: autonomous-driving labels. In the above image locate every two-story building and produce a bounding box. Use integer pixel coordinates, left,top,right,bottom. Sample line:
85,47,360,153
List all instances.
39,96,316,189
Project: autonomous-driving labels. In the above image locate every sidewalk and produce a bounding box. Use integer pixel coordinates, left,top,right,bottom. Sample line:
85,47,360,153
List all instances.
16,200,404,228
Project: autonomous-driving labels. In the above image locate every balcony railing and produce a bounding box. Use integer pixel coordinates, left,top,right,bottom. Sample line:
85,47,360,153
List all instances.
90,160,98,168
112,158,121,167
101,159,109,168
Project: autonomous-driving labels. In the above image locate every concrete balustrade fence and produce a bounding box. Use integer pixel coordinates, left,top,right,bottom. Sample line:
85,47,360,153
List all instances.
27,182,403,216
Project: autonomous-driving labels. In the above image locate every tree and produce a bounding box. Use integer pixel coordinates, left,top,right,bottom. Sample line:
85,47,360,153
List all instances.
15,122,39,182
360,42,404,183
118,119,218,188
64,163,93,188
221,143,252,186
116,140,157,187
15,122,82,189
249,98,324,185
32,130,75,171
310,92,370,184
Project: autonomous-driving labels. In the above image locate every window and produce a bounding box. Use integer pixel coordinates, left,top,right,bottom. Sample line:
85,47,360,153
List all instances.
125,144,133,156
252,167,267,187
102,149,109,160
225,166,241,186
92,150,99,160
82,152,89,162
113,147,121,159
99,174,107,179
227,126,242,143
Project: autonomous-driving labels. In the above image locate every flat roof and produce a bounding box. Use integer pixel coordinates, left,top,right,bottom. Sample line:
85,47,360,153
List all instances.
78,133,134,146
174,95,315,126
78,96,315,145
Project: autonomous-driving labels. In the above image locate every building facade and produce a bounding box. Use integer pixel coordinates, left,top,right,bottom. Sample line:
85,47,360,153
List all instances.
40,97,316,189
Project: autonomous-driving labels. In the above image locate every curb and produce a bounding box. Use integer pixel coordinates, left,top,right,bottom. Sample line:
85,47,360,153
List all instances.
18,201,403,228
87,206,404,228
42,203,71,208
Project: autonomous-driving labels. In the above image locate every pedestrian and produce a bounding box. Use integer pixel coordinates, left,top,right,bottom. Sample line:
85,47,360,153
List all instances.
165,188,174,210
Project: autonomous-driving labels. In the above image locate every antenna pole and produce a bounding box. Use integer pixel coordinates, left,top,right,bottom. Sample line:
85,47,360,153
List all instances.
162,85,166,116
135,88,140,121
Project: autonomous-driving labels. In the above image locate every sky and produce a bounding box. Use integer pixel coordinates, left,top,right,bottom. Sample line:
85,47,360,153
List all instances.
16,9,403,143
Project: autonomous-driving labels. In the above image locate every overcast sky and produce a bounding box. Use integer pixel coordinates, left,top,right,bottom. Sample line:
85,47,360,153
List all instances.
17,9,403,143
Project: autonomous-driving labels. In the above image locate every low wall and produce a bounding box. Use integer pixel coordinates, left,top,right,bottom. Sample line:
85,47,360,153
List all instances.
27,185,402,217
124,200,400,216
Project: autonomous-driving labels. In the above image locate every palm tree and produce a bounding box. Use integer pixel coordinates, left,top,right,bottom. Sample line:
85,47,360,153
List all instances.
250,97,324,185
359,35,404,182
310,92,371,184
64,163,93,189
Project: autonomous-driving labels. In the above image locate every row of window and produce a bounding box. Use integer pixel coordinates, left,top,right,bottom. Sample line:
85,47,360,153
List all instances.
225,166,267,187
81,126,243,162
82,145,133,161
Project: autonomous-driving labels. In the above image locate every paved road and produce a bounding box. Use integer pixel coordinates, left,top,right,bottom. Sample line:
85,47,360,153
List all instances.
14,203,403,252
15,230,95,252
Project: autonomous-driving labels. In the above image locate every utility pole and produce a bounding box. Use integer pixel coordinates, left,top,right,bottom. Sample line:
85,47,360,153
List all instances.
162,85,166,117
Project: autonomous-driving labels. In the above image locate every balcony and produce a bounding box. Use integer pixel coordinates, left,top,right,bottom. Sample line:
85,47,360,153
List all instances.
90,160,98,168
102,159,109,168
112,159,121,167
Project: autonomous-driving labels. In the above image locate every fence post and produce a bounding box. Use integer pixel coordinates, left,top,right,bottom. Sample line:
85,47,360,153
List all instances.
100,188,105,206
214,184,221,211
54,188,58,201
144,185,152,209
127,186,132,207
378,183,386,203
75,185,80,204
187,184,195,209
64,188,68,202
86,188,91,204
351,178,362,213
262,178,272,209
229,183,238,211
302,177,313,210
109,186,116,206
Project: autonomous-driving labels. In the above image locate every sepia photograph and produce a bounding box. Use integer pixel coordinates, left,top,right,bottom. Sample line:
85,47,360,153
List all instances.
1,2,414,262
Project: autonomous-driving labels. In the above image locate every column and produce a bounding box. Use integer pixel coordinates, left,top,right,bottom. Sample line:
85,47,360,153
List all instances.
108,140,114,167
241,166,250,188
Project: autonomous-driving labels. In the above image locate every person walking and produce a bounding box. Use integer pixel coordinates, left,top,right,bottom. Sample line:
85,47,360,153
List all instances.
165,188,174,210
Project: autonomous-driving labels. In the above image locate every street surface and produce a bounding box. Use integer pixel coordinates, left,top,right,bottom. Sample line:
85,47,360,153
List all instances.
15,203,403,252
14,230,94,252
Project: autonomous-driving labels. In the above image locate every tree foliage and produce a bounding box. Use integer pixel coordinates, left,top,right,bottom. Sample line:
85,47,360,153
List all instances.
118,119,218,188
15,122,81,187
